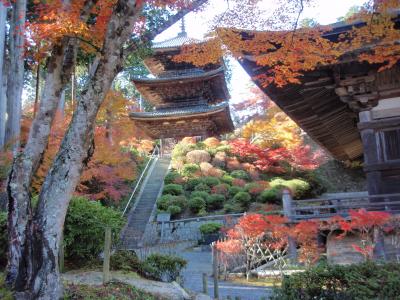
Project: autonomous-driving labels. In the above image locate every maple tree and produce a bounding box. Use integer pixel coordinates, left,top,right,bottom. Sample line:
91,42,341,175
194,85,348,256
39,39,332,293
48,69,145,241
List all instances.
216,213,290,279
5,0,208,298
174,0,400,87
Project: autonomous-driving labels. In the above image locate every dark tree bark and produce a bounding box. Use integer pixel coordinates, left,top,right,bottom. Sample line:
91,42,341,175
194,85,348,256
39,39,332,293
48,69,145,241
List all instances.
7,0,208,298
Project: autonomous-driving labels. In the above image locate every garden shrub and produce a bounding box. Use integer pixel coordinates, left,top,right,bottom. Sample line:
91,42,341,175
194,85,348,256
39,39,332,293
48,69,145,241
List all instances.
244,182,265,197
157,194,174,211
181,163,201,178
270,178,310,199
110,250,143,273
211,183,229,196
188,197,206,213
206,194,225,210
186,150,211,164
164,171,183,185
215,144,231,153
168,195,187,210
0,212,7,268
142,254,187,282
199,222,222,235
232,178,246,187
190,191,209,200
162,184,184,196
230,170,250,180
185,177,203,191
203,137,220,148
221,174,234,185
171,142,196,161
233,191,252,207
258,188,281,204
64,197,125,262
194,183,211,193
203,176,220,187
272,261,400,300
223,201,244,213
228,186,244,197
167,205,181,217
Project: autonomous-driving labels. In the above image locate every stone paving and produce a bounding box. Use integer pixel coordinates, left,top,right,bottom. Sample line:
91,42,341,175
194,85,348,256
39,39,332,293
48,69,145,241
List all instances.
179,248,273,300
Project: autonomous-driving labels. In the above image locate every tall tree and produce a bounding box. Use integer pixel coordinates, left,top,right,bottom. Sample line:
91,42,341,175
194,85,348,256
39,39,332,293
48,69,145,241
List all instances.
5,0,26,152
6,0,207,298
0,1,7,149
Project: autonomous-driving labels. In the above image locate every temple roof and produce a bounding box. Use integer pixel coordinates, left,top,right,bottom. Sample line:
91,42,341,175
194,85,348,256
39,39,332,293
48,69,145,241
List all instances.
129,102,234,139
132,66,229,107
152,32,199,51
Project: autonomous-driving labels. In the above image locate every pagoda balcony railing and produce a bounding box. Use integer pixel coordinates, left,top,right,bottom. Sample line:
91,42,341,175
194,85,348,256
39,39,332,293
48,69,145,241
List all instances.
282,191,400,222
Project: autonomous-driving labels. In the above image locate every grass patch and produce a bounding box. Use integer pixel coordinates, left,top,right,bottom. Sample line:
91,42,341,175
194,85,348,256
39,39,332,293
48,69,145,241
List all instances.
229,276,281,287
64,282,155,300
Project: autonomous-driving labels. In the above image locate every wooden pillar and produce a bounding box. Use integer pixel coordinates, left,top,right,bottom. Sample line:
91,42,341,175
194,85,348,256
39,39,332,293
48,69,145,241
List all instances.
212,242,219,299
202,272,208,295
103,227,112,284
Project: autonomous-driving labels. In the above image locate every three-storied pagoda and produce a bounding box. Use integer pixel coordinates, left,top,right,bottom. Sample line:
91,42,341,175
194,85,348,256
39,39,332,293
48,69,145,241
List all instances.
130,23,234,140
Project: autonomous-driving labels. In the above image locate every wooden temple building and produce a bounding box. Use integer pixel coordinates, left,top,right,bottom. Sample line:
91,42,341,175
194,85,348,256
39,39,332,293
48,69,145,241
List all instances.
130,25,234,141
233,22,400,197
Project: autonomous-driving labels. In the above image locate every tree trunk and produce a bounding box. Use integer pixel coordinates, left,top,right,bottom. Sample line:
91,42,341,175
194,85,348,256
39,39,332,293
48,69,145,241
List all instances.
33,63,40,118
0,2,7,150
10,1,144,298
5,0,26,153
6,0,100,288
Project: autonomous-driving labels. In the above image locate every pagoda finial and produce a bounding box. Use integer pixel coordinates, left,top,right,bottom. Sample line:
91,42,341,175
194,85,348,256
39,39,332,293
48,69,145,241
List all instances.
178,16,187,37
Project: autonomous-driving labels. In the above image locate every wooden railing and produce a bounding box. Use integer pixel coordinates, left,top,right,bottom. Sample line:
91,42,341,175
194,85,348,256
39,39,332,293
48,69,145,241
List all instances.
282,190,400,222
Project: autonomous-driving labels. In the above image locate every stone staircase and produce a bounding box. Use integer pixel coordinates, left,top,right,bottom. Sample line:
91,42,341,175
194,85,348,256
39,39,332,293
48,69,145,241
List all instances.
120,156,171,249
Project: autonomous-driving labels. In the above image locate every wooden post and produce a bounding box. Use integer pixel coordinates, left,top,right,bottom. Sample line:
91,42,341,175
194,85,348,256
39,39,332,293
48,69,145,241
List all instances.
227,296,232,300
202,272,208,294
212,242,219,299
59,230,64,273
282,189,297,264
234,297,241,300
103,227,112,284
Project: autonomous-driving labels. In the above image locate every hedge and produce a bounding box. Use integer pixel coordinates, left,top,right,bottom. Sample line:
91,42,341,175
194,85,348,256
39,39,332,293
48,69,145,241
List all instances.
199,222,222,235
162,184,184,196
188,197,206,213
272,262,400,300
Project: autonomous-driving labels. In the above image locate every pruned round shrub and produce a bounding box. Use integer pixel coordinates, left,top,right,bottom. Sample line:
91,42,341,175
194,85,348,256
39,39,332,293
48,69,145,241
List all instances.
232,178,246,187
181,163,201,178
203,137,220,148
142,254,187,282
0,212,7,268
228,186,244,197
167,205,181,217
270,178,310,199
64,197,125,262
221,174,234,185
186,150,211,164
223,202,244,213
271,262,400,300
258,188,280,204
157,194,173,210
162,184,184,196
233,191,252,206
211,183,230,196
230,170,250,181
206,194,225,210
203,176,220,187
169,195,187,210
194,183,211,193
111,250,143,273
190,191,209,200
164,171,182,185
199,222,222,235
188,197,206,213
244,182,265,196
185,177,203,191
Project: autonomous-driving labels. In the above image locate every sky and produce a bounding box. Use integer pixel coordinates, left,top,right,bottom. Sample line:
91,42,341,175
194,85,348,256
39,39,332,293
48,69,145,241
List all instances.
155,0,367,108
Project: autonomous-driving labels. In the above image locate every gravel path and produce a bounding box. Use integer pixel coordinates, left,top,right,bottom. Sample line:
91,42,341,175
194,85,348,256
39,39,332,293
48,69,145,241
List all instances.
179,248,273,300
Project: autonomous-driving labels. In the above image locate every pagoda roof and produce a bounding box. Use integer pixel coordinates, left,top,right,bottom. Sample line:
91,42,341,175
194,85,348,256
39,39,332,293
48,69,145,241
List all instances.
152,32,200,52
132,67,229,107
129,102,234,139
